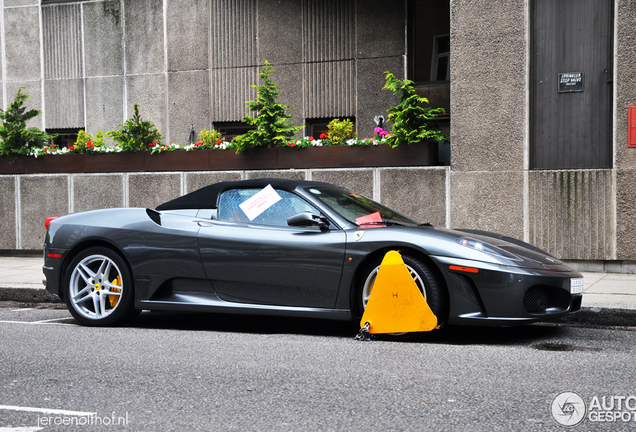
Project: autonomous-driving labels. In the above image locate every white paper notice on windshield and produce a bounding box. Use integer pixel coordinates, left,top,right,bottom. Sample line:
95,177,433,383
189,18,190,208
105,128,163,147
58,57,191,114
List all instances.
239,184,282,221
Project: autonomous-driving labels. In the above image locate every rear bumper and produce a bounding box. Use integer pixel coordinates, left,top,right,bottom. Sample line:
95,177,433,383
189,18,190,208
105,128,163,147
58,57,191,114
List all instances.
42,247,68,298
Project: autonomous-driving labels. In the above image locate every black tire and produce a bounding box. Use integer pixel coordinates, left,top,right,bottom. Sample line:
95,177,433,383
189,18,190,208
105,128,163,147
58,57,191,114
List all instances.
63,247,139,326
356,254,445,337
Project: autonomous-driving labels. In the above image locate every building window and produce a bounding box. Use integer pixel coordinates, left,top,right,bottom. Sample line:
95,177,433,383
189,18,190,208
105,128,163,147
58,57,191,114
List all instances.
306,118,355,138
431,35,450,81
213,122,256,140
47,128,82,148
409,0,450,83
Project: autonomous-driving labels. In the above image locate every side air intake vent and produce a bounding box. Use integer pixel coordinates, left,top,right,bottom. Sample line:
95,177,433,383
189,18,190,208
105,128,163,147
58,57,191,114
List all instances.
146,208,161,226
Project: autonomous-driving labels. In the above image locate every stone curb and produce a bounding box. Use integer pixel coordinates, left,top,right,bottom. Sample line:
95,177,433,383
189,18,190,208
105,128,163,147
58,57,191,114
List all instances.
0,287,635,328
0,286,61,303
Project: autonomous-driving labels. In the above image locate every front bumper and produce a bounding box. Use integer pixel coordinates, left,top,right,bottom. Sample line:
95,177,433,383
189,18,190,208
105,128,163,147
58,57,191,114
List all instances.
431,256,583,326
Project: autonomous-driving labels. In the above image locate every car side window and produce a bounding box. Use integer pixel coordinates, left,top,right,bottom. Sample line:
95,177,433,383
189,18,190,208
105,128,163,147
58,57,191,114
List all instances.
218,188,320,226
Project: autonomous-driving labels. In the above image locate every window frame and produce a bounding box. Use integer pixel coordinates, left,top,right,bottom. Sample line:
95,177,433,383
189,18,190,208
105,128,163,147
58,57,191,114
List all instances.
217,188,322,228
430,34,450,82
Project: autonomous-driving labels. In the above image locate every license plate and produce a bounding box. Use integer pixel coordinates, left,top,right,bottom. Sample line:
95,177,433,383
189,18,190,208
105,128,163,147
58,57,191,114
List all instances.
570,278,584,294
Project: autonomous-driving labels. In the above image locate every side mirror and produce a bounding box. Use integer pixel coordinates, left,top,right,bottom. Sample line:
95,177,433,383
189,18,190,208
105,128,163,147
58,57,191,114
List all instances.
287,212,329,230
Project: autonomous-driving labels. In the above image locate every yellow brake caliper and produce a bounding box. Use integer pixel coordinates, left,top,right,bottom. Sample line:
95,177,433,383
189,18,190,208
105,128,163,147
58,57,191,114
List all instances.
109,275,122,308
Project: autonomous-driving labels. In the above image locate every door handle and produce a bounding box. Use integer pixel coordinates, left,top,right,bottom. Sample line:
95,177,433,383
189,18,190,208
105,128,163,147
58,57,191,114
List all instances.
197,221,215,227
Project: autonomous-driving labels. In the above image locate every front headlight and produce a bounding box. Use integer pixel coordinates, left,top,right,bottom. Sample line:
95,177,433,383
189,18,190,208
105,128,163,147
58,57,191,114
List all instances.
457,237,522,261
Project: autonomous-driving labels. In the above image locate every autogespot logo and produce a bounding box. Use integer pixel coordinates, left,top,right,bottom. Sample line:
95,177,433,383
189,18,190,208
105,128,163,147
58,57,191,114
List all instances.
551,392,586,427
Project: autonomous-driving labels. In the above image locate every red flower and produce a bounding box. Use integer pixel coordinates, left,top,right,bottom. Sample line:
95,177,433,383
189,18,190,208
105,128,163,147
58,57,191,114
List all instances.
291,142,296,147
149,141,156,146
43,148,47,153
69,146,75,150
319,133,328,139
309,136,314,141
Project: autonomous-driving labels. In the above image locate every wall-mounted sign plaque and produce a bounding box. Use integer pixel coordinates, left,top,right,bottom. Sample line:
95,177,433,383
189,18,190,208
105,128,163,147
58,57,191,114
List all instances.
558,72,584,92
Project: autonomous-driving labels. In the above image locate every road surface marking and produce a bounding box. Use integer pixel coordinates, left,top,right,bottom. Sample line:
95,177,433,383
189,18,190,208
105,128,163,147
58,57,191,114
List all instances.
0,405,95,416
0,320,75,326
0,427,44,432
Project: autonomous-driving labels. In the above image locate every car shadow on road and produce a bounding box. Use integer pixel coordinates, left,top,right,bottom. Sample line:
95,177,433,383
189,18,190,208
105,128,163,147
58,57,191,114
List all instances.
130,310,568,346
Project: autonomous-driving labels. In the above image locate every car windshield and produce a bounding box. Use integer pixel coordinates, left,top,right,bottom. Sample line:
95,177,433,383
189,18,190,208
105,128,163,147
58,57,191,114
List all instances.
305,186,420,227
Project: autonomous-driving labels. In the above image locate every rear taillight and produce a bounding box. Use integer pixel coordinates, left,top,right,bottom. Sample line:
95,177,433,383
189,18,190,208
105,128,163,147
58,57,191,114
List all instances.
45,216,58,229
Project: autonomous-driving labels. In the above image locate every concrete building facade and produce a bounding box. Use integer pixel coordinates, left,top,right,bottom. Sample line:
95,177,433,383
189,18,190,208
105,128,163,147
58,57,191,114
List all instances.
1,0,635,272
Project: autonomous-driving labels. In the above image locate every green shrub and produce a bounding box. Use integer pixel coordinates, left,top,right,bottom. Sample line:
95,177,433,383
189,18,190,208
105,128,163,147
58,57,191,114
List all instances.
0,87,56,156
327,118,357,144
234,61,303,153
198,129,223,148
107,103,162,152
383,71,447,148
71,130,106,153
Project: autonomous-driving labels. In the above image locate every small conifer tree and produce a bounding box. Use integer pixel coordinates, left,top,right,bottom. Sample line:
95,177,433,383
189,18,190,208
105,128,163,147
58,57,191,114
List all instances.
0,87,55,156
383,71,447,148
108,103,162,152
235,61,303,153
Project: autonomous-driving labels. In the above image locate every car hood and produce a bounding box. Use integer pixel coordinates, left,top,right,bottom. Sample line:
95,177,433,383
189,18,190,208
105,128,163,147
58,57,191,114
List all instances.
354,224,573,272
434,227,573,271
452,228,562,264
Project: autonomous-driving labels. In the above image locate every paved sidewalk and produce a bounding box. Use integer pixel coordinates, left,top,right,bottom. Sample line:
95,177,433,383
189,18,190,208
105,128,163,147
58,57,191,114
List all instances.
581,272,636,310
1,257,636,311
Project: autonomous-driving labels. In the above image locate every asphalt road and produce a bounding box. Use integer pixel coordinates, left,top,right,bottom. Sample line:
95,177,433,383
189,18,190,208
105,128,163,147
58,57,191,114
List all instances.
1,305,635,431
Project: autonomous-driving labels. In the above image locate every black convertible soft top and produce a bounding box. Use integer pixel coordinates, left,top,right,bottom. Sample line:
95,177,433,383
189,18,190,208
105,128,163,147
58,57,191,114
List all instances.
156,178,336,211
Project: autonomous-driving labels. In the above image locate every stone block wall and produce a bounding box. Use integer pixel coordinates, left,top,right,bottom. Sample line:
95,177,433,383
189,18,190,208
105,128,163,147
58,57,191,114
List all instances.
449,0,527,241
528,170,614,260
0,167,449,251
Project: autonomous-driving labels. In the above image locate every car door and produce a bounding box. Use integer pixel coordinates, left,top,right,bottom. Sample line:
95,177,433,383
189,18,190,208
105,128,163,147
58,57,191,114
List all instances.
197,187,346,308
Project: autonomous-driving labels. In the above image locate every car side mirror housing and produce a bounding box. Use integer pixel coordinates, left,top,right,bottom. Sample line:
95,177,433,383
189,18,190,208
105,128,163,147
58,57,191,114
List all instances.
287,212,329,230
